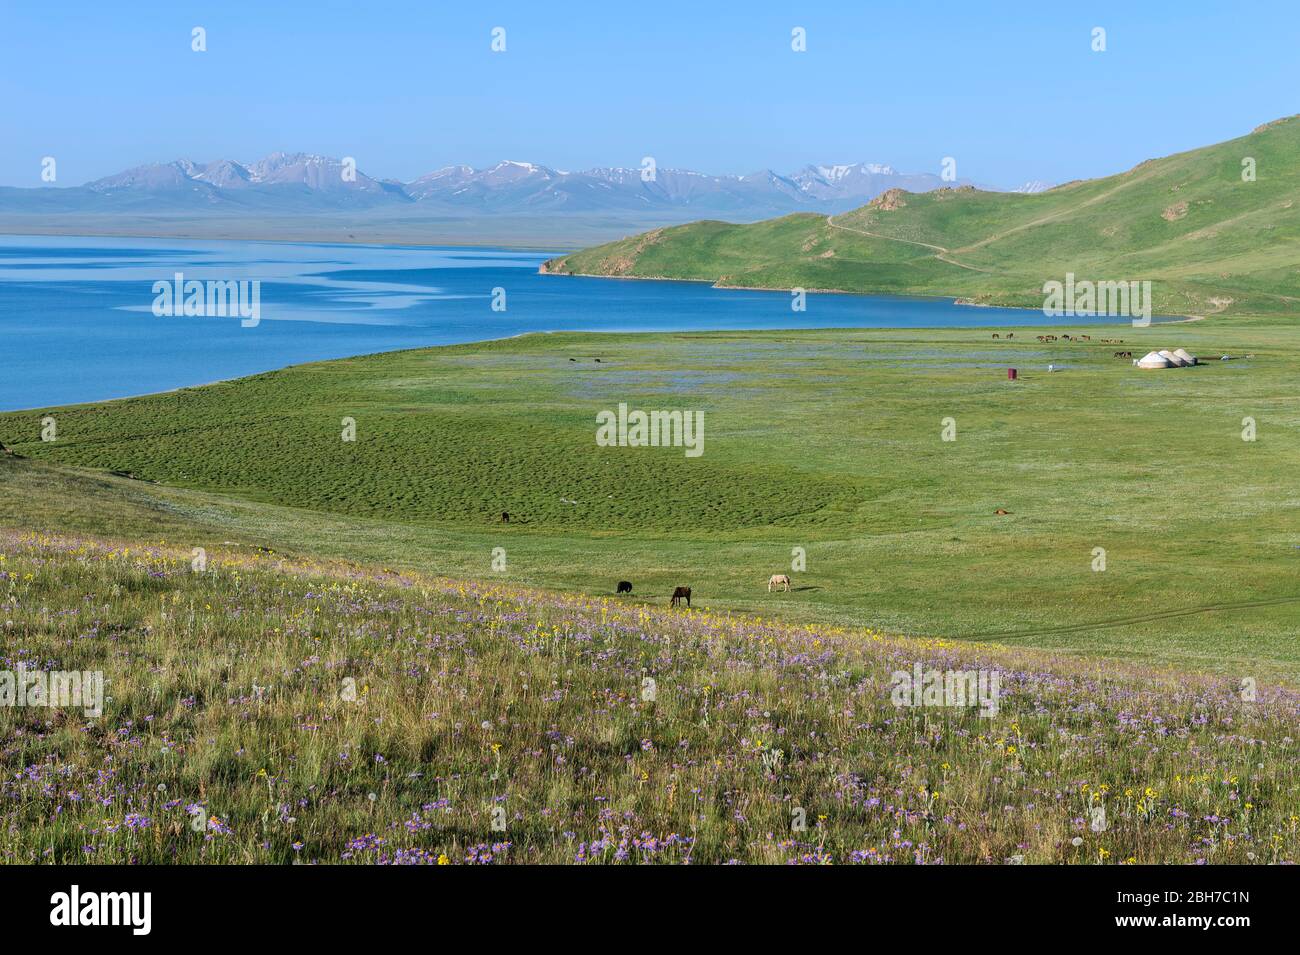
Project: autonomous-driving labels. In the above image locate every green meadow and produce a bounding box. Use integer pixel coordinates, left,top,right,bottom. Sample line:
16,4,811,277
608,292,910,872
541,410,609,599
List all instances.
3,317,1297,679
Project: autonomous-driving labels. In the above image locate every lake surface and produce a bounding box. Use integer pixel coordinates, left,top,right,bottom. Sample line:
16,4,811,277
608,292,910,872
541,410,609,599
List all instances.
0,234,1134,410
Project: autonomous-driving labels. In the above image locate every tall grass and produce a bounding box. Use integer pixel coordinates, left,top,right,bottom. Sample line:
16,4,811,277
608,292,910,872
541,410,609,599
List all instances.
2,530,1296,864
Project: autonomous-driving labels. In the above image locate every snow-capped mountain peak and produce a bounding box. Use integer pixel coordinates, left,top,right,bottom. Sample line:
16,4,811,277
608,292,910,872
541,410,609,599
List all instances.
813,162,897,182
66,153,1034,216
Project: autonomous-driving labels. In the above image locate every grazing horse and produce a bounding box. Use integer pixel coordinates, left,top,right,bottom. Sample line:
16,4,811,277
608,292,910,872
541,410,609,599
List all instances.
501,511,510,523
670,586,691,608
616,580,632,594
768,574,791,592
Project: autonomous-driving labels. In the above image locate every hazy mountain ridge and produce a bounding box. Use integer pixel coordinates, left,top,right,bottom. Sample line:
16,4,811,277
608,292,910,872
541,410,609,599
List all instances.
1,153,1003,218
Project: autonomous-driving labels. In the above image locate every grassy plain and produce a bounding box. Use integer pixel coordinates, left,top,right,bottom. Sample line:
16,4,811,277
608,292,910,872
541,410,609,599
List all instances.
3,321,1296,678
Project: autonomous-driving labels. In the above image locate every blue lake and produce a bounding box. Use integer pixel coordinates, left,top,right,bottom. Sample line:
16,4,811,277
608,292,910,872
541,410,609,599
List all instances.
0,234,1136,411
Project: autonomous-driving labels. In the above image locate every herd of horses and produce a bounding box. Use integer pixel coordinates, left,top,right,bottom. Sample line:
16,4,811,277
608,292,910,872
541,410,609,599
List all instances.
503,510,790,608
1030,333,1092,343
992,331,1136,358
610,574,792,607
503,503,792,606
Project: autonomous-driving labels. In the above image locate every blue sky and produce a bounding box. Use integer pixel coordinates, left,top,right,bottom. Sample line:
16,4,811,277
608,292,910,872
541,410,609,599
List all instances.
1,0,1296,188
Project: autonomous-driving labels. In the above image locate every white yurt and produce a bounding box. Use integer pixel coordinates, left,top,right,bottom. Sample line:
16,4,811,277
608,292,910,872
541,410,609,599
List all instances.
1172,348,1198,366
1137,350,1173,369
1158,349,1189,366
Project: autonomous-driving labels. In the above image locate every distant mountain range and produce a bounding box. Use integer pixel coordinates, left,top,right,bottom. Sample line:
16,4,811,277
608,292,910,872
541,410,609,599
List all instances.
0,153,1047,219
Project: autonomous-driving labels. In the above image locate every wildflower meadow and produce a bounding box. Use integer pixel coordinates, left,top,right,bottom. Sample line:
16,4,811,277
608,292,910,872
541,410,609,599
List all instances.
2,532,1295,865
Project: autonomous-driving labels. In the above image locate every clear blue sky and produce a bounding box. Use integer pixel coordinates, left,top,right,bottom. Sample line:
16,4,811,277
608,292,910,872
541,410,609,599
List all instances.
1,0,1296,188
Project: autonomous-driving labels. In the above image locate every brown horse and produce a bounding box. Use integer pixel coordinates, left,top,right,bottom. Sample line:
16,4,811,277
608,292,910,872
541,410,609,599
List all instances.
670,586,691,608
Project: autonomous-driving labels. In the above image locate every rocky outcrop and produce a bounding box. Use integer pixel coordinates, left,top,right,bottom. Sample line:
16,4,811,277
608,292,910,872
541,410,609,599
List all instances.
868,188,908,211
1162,201,1188,222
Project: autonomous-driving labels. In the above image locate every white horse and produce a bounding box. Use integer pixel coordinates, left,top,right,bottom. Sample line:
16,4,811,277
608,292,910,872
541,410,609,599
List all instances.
768,574,791,592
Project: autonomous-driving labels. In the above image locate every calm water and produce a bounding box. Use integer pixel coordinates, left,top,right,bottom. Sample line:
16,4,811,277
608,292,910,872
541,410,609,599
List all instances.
0,234,1131,411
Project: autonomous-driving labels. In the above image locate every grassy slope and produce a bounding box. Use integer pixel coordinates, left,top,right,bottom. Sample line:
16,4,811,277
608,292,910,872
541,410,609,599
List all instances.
3,530,1298,864
544,116,1300,317
2,325,1297,677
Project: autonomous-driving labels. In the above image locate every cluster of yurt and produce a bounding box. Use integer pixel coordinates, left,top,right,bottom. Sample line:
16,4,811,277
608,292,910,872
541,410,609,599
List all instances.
1136,348,1198,369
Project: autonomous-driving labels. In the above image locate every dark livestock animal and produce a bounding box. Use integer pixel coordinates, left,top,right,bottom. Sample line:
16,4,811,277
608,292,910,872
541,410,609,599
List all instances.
501,511,510,523
670,586,691,608
616,580,632,594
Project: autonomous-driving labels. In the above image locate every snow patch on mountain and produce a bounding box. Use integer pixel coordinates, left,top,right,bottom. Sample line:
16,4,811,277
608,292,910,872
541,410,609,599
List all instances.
57,153,1040,216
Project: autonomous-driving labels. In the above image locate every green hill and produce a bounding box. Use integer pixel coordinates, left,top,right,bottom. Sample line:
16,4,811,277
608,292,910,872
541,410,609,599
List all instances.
543,117,1300,317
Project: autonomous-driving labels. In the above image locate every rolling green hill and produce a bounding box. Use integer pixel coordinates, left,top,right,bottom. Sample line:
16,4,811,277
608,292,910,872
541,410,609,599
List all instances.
543,116,1300,317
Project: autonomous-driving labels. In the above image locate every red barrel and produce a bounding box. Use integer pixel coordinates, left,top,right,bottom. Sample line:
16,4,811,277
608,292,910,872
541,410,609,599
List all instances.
1008,368,1018,380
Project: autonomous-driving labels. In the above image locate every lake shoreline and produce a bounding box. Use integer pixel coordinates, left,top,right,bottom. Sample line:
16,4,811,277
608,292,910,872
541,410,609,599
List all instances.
538,266,1200,323
6,320,1206,415
0,234,1203,412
